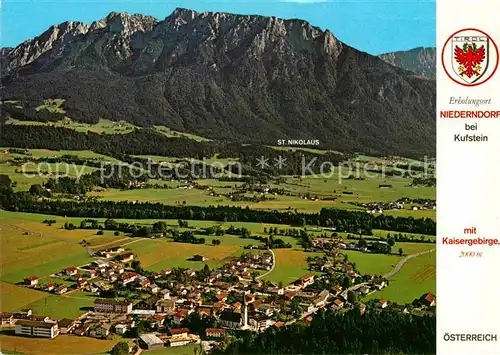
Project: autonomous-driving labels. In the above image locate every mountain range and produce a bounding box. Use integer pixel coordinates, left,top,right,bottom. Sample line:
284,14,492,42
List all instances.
378,47,436,78
1,8,436,156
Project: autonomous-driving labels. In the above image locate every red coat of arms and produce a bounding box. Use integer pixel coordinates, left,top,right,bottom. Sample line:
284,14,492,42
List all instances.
452,35,489,84
442,29,499,86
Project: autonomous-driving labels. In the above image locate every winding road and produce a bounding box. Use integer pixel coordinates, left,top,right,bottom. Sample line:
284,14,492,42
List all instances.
256,249,276,280
345,248,436,295
383,249,435,279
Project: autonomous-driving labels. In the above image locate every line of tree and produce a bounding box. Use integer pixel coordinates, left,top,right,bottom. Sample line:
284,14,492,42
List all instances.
0,125,352,176
28,165,146,196
411,177,436,187
0,186,436,235
173,230,205,244
347,232,436,244
3,102,66,122
319,208,436,235
11,155,106,169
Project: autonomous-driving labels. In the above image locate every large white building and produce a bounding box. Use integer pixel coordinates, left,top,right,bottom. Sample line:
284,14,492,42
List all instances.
15,320,59,339
94,299,132,314
139,333,164,350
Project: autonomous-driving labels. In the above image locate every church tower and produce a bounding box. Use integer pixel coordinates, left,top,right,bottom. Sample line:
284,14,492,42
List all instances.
242,294,248,329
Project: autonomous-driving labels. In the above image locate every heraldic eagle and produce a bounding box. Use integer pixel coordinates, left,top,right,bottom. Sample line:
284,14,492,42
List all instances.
454,43,486,78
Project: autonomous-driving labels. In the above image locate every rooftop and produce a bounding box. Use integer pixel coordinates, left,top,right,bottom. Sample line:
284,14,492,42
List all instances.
300,273,314,281
424,293,436,303
140,333,164,346
170,328,189,335
15,320,57,329
206,328,225,334
94,299,132,306
58,318,75,327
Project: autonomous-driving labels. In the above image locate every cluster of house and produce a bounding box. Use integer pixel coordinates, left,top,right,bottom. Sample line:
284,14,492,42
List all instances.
133,273,330,335
7,268,437,352
307,238,370,254
8,241,437,351
370,291,436,312
360,201,404,214
20,250,274,304
208,252,273,283
21,250,138,295
126,180,147,189
357,200,436,214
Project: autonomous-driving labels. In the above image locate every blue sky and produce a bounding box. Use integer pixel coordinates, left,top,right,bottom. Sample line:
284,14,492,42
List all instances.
2,0,436,55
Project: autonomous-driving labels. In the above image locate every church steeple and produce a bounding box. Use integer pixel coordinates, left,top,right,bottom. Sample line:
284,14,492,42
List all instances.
242,294,248,329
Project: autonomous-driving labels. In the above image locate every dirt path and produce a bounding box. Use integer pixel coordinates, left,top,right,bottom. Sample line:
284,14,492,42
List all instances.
346,248,436,294
87,237,131,250
256,249,276,280
383,249,435,279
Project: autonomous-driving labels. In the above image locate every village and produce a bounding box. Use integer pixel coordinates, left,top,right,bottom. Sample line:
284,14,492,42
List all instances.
1,240,436,354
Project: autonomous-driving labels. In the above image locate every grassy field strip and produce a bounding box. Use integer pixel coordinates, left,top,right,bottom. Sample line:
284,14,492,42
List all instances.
0,223,95,283
364,250,436,304
0,333,119,355
383,249,435,279
4,223,86,246
0,281,49,311
0,210,435,316
261,249,324,284
88,237,133,250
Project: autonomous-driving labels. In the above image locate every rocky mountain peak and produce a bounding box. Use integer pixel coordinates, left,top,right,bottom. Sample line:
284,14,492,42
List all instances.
379,46,436,78
0,48,12,56
322,29,342,57
164,8,199,29
7,21,89,69
3,9,435,156
170,7,199,20
88,11,157,35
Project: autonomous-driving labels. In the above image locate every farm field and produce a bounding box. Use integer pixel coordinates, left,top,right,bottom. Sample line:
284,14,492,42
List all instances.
371,230,436,241
126,238,246,271
0,281,49,311
262,249,323,285
342,243,434,276
0,148,110,191
394,242,435,255
0,223,95,283
152,125,211,142
5,117,211,142
6,117,135,135
87,187,226,206
294,174,434,202
0,333,118,355
0,161,97,191
145,344,202,355
81,169,435,217
0,145,435,218
0,215,132,319
365,251,436,304
86,185,434,218
0,210,321,239
0,205,436,313
342,251,403,276
0,148,119,161
20,291,97,319
1,210,435,256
